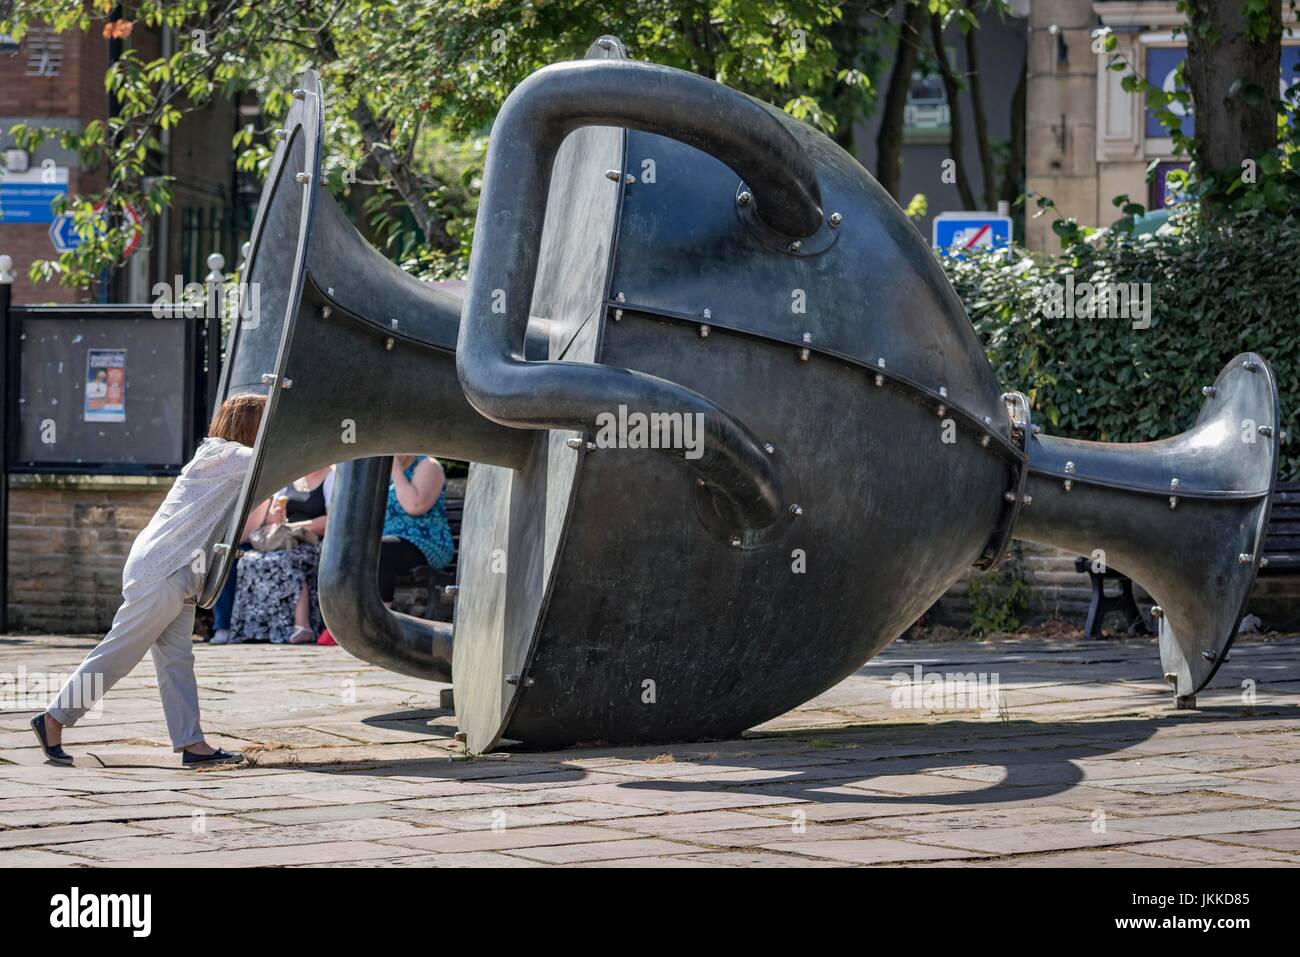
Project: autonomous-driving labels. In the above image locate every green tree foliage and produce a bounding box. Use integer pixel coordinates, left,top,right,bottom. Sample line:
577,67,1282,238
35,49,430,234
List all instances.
942,210,1300,479
2,0,898,288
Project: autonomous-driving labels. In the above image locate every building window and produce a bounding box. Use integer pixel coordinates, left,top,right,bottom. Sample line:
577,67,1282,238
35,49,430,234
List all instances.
23,27,63,77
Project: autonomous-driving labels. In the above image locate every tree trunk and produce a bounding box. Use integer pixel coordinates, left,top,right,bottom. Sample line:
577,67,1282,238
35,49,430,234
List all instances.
1184,0,1281,215
1001,51,1027,210
963,2,998,208
318,28,456,252
929,13,976,209
875,1,928,199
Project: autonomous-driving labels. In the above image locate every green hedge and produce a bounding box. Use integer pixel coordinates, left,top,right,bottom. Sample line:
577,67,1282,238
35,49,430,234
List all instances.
941,212,1300,478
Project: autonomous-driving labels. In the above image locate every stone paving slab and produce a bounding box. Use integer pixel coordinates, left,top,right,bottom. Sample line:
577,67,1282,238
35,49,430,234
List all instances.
1,631,1299,866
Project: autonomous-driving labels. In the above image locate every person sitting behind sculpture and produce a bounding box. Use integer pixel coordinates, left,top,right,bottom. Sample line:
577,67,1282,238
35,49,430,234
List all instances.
379,455,453,607
227,466,334,644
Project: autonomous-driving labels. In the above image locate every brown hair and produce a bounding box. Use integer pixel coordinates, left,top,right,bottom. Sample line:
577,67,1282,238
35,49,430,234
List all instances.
208,393,267,448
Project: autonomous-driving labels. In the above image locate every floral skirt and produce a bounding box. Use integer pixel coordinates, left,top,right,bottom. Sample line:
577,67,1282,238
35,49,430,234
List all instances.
228,542,321,644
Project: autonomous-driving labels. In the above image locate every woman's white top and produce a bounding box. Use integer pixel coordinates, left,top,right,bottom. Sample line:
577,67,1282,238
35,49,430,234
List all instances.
122,437,253,591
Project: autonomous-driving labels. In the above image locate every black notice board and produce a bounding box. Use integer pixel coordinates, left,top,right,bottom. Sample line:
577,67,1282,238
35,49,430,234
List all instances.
13,312,193,473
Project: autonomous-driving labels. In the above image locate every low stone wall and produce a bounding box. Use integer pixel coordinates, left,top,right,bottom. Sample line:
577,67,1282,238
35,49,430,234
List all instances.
932,542,1300,634
5,474,171,634
6,474,1300,636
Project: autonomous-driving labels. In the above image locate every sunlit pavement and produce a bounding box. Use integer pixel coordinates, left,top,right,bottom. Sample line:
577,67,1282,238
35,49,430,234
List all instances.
1,631,1298,867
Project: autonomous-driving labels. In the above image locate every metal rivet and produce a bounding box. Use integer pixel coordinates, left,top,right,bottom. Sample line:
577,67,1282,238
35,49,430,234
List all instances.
321,307,332,319
274,128,287,141
938,387,948,398
1201,649,1216,662
295,172,311,185
1261,556,1270,567
565,436,584,450
1170,478,1180,490
802,332,812,343
699,324,711,338
504,673,534,687
737,191,752,207
213,542,231,556
1064,461,1076,474
876,357,886,368
983,416,992,425
980,434,990,447
789,503,803,516
624,174,635,185
390,318,399,330
1003,492,1017,503
384,337,394,350
829,212,842,227
1022,495,1032,506
605,169,621,181
1151,605,1164,618
1032,424,1043,434
763,443,776,454
1169,496,1178,509
874,374,885,387
1238,553,1253,565
1164,672,1178,684
788,240,802,253
798,348,810,362
1202,385,1217,398
1243,359,1261,372
615,292,625,303
613,309,623,321
597,37,613,50
292,88,306,99
729,536,742,548
935,404,947,418
1259,425,1273,437
1063,479,1073,492
703,308,712,319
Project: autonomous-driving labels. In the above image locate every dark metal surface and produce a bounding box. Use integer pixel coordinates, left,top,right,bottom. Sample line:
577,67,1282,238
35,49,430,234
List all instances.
318,456,453,682
200,71,535,606
221,42,1280,754
1013,354,1278,696
458,54,818,534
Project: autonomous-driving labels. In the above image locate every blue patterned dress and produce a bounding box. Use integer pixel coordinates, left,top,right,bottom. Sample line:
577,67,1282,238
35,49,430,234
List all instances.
384,457,454,570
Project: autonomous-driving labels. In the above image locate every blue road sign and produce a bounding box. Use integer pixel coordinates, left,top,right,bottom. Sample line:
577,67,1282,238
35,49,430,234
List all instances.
49,212,81,253
0,181,67,225
932,211,1012,254
0,166,69,225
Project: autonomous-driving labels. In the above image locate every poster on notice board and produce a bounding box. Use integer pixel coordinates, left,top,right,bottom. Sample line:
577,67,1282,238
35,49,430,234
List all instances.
84,348,126,422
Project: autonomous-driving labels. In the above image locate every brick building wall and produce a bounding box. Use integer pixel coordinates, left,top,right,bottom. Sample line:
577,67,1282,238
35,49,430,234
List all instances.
0,25,111,303
2,18,234,304
5,474,169,633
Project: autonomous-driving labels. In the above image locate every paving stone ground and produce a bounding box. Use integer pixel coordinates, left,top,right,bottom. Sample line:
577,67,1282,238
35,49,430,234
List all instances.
1,630,1298,867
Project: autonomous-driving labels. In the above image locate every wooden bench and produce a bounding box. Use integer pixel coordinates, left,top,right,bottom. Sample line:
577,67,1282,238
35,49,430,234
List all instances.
402,490,463,622
1075,479,1300,638
1258,480,1300,576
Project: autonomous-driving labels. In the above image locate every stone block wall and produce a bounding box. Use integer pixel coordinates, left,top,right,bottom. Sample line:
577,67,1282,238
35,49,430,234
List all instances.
5,474,170,634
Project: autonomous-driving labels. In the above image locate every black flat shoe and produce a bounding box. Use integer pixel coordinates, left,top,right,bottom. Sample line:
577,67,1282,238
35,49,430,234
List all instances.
30,714,73,766
182,748,244,769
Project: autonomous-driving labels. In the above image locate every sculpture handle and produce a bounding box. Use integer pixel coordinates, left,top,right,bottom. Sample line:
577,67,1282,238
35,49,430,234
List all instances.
459,59,820,532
